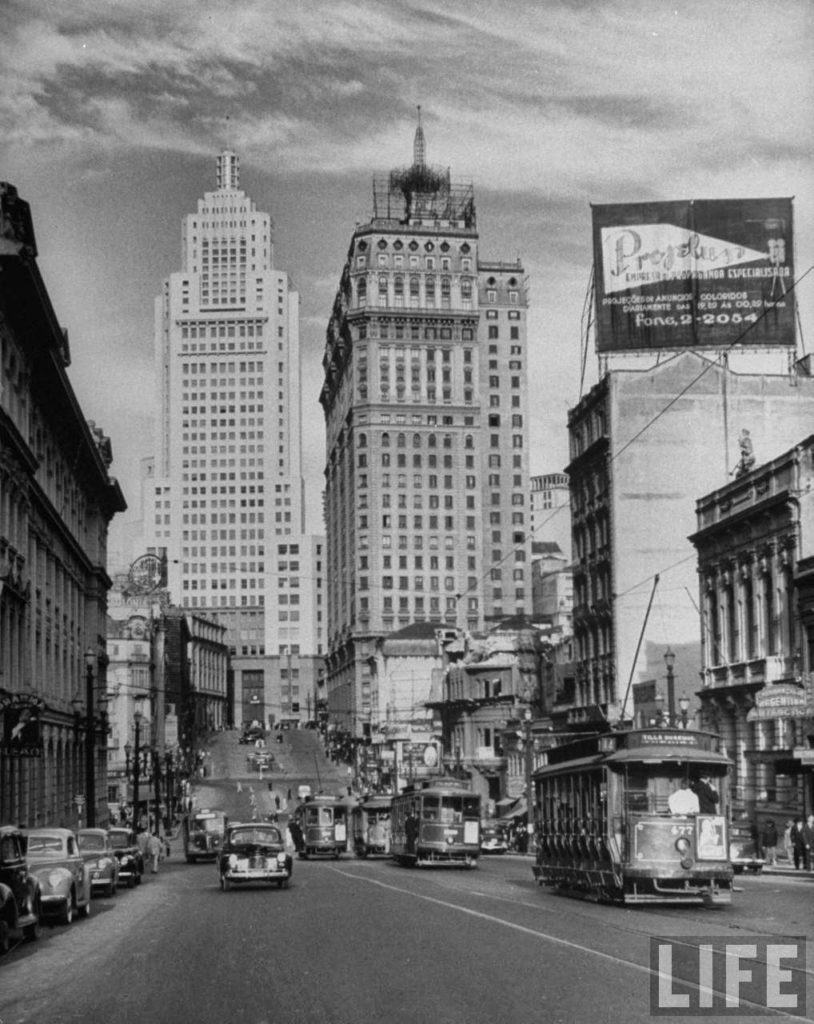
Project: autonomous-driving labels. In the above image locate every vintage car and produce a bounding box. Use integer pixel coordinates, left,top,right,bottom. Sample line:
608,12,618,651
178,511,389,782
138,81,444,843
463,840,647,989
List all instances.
0,825,41,953
218,822,293,891
108,827,145,887
480,821,508,855
729,822,765,874
24,828,92,925
77,828,120,896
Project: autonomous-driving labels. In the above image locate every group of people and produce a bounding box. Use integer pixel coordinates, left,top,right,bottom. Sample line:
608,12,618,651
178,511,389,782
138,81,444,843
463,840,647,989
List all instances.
136,825,170,874
758,816,814,870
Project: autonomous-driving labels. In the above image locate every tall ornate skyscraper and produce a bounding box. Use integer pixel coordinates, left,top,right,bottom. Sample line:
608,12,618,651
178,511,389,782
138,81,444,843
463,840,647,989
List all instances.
144,152,324,726
320,122,531,736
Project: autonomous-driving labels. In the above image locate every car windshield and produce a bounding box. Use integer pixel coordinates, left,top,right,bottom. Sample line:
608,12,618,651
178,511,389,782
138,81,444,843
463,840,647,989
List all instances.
229,828,282,846
108,832,132,849
78,834,105,851
27,835,64,855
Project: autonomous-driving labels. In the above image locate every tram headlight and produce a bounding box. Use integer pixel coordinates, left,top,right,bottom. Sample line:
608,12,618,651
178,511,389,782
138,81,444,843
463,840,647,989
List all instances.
675,836,693,870
446,835,454,845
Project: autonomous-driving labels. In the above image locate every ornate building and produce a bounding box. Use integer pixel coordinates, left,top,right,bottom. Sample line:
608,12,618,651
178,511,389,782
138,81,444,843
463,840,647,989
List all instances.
320,117,531,742
690,435,814,822
0,182,125,828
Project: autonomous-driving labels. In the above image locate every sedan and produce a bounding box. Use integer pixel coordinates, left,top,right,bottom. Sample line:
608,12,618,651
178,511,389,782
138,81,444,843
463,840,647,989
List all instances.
77,829,120,896
108,827,145,887
218,822,293,891
24,828,92,925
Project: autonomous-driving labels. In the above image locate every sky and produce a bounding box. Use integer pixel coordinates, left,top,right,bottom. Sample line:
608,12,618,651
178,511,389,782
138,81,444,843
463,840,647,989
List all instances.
2,0,813,558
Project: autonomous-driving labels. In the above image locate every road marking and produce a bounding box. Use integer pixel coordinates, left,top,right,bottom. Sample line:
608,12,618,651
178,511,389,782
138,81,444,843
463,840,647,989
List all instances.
328,867,814,1022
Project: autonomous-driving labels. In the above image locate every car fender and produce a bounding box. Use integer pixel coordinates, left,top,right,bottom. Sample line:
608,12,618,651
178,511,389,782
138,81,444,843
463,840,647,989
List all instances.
0,882,20,926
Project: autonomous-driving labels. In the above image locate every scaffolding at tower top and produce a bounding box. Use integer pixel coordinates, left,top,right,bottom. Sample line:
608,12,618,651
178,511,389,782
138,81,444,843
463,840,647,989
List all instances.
371,163,475,228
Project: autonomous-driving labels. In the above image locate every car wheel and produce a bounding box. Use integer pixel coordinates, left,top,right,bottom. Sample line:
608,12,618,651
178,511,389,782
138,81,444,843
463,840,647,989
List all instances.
135,872,142,886
61,899,74,926
221,876,231,892
79,898,91,919
23,916,40,943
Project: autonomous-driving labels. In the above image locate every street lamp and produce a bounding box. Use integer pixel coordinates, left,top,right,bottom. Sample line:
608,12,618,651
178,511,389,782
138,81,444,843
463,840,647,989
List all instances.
523,688,535,847
678,694,691,729
132,706,143,831
84,647,97,827
664,647,676,727
654,691,665,727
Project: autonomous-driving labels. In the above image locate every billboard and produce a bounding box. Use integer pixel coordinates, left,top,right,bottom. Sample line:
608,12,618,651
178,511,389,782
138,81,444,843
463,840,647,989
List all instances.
0,694,44,757
592,199,794,352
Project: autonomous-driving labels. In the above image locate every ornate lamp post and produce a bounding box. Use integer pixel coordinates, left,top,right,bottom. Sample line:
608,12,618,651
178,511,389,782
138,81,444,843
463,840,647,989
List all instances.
678,694,691,729
523,693,534,843
84,647,97,827
664,647,676,727
132,707,143,830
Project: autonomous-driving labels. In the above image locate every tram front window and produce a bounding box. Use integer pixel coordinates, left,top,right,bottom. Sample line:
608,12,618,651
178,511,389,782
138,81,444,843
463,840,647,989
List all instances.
622,766,727,815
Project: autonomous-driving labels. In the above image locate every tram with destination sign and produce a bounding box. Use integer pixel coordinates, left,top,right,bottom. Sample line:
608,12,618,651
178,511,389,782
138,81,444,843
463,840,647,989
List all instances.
351,795,392,858
390,778,481,868
292,795,350,859
531,729,733,905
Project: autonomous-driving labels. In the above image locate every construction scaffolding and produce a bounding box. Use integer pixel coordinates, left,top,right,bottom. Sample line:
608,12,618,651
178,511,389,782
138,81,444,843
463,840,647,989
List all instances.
372,165,476,228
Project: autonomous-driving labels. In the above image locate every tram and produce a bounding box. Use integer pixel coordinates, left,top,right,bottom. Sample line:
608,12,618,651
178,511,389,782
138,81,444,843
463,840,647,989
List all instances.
351,795,392,857
182,808,226,863
390,778,481,868
293,795,350,859
532,728,733,905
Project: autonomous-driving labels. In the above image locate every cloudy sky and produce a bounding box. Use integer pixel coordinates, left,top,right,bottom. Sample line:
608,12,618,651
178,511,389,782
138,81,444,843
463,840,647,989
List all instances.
3,0,813,554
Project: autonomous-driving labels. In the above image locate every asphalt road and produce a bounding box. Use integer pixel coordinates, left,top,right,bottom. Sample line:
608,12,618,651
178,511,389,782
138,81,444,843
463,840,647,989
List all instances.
1,733,812,1024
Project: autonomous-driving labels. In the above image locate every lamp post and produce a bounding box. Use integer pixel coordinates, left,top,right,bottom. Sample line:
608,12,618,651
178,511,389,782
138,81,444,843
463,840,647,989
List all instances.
84,648,97,827
153,748,162,835
132,707,143,831
523,702,534,845
678,694,690,729
664,647,676,727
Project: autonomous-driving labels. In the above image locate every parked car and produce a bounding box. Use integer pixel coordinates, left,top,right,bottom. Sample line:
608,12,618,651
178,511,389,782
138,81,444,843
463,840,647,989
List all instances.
218,822,293,891
77,828,120,897
480,822,508,854
0,825,41,953
729,822,765,874
24,828,92,925
108,827,144,887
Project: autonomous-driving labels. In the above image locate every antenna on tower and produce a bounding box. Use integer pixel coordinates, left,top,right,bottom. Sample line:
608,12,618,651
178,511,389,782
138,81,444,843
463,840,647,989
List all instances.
413,105,426,167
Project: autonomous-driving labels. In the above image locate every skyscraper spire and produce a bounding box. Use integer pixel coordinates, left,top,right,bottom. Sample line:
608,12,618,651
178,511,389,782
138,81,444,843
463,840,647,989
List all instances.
413,105,425,167
216,150,239,190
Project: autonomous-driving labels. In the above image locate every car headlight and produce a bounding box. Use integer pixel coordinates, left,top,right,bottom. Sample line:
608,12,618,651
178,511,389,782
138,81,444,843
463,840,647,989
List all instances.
276,853,287,866
228,854,238,867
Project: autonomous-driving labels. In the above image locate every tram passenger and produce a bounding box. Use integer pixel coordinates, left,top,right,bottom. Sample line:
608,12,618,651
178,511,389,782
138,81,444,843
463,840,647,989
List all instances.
690,776,719,814
668,779,700,815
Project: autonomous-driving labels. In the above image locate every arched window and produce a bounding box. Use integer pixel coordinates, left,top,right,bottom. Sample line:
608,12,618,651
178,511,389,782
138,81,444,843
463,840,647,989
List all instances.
381,432,390,447
413,433,421,448
397,433,406,448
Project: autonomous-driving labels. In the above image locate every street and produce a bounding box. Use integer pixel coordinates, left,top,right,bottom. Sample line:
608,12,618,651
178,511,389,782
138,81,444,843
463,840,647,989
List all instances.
1,833,812,1022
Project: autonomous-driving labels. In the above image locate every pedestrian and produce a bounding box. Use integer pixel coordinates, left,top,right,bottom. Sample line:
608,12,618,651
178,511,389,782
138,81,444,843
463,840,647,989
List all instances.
805,815,814,870
136,823,149,861
783,819,794,863
147,831,163,874
761,819,778,866
790,817,808,870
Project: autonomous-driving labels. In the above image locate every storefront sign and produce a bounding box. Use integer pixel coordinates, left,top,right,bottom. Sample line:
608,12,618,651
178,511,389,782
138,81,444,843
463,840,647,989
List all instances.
747,684,809,721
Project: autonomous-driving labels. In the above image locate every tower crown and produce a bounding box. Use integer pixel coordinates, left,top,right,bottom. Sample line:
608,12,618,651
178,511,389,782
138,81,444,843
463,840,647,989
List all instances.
216,151,239,190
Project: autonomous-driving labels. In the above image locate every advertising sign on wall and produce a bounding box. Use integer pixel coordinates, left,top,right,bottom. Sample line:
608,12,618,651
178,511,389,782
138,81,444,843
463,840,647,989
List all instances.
592,199,794,352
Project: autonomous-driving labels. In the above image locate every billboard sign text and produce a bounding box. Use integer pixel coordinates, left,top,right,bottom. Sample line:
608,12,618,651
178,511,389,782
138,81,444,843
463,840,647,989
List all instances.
592,199,794,352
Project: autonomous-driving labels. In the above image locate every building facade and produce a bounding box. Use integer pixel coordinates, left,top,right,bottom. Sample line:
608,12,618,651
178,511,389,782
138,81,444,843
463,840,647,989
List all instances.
530,472,571,559
690,435,814,823
320,121,531,741
0,182,126,828
565,352,814,728
142,151,324,729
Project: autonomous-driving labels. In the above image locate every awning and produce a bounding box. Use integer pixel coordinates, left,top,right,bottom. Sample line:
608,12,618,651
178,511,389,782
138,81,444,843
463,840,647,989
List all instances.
504,798,527,819
495,798,516,810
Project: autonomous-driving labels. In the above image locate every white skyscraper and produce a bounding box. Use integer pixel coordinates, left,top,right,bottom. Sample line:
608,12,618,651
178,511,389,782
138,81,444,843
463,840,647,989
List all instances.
144,152,325,725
